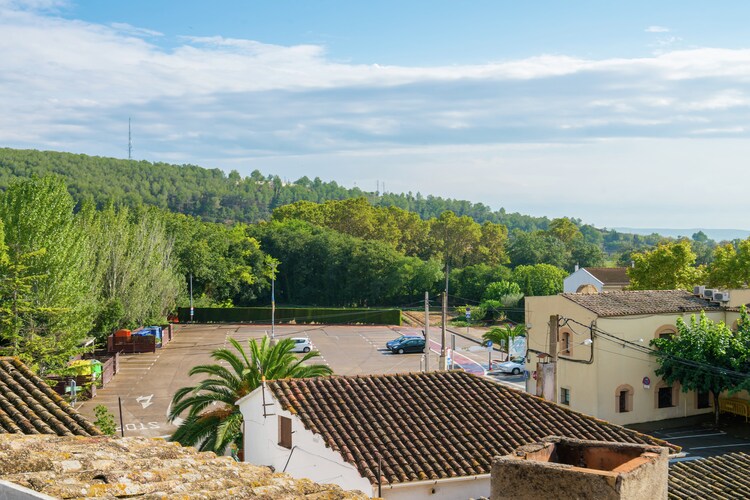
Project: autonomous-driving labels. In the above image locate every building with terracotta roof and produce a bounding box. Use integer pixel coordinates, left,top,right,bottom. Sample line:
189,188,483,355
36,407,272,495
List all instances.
564,266,631,293
237,371,676,499
0,433,367,499
0,357,101,436
525,289,750,426
667,452,750,499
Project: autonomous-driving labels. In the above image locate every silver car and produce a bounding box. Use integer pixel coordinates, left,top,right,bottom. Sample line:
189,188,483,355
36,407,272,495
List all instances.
491,358,525,375
289,337,312,353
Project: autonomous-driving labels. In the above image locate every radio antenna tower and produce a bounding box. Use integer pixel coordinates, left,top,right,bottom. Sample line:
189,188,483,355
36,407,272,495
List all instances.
128,117,132,160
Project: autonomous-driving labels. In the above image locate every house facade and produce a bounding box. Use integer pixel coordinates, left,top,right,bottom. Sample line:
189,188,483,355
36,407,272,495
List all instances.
238,371,675,499
524,289,750,426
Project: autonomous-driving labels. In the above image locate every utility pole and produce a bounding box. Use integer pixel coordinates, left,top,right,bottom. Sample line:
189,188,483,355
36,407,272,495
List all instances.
424,291,430,372
128,117,132,160
189,273,194,323
439,291,448,370
550,314,559,403
269,259,278,344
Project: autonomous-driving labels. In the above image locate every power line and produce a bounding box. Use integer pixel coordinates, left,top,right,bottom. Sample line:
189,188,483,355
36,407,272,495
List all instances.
561,316,750,382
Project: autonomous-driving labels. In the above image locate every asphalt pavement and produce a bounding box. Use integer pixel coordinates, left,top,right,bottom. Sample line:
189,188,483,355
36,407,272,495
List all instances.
78,323,524,438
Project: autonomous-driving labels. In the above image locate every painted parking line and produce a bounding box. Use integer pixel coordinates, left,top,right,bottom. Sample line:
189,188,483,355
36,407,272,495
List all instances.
665,432,726,440
662,429,726,437
690,443,750,450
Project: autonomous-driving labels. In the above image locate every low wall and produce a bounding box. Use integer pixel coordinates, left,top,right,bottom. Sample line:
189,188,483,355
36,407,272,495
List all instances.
178,307,402,325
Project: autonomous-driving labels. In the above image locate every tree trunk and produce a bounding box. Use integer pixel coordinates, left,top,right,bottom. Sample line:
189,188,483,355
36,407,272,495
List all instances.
713,391,720,427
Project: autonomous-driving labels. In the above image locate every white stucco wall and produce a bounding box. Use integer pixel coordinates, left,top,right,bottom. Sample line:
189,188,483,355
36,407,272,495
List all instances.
563,268,603,293
239,387,372,495
239,388,494,499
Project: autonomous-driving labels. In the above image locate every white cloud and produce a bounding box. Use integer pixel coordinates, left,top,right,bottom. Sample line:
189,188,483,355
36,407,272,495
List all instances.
1,3,750,228
109,22,163,38
645,26,670,33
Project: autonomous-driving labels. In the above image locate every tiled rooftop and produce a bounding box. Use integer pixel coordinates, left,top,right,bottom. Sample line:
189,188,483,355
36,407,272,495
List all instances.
562,290,721,317
669,452,750,499
267,371,678,486
0,357,101,436
0,434,367,499
584,267,630,285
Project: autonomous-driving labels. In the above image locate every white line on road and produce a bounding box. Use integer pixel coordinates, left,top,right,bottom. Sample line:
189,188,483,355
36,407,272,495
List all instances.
665,432,726,440
690,443,750,450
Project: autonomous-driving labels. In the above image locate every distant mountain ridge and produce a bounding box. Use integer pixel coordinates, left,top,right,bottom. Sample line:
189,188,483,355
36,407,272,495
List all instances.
613,227,750,242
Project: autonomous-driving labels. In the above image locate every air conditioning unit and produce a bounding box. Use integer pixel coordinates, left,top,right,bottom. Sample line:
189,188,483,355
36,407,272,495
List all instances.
694,285,706,296
713,291,730,302
703,289,715,299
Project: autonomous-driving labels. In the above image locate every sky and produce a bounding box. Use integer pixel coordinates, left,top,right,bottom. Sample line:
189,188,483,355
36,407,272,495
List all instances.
2,0,750,229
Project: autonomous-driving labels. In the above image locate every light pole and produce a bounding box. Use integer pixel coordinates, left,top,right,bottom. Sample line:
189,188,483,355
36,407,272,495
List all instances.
189,272,194,323
268,259,278,343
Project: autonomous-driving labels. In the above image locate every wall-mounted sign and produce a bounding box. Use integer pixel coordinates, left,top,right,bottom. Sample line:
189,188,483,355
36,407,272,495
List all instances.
642,376,651,389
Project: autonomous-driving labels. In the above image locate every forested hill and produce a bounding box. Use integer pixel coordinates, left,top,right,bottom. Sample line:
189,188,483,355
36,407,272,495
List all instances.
0,148,549,231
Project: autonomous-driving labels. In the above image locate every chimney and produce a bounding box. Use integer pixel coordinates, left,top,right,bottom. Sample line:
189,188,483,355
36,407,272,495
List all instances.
575,263,579,272
491,437,668,500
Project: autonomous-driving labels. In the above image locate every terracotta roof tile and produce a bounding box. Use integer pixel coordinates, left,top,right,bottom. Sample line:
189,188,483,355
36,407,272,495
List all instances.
0,357,101,436
267,371,677,486
669,452,750,499
584,267,631,285
562,290,721,317
0,434,367,499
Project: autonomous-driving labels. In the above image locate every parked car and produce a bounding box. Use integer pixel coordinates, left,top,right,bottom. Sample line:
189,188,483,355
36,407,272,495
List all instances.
390,337,426,354
386,335,422,350
290,337,312,353
491,358,525,375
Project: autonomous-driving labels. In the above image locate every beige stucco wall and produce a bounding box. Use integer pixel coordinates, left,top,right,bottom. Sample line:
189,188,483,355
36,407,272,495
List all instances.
525,296,598,415
524,295,733,425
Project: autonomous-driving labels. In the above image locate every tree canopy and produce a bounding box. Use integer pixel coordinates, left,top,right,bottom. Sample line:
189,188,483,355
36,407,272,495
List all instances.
628,241,704,290
168,336,332,454
650,310,750,425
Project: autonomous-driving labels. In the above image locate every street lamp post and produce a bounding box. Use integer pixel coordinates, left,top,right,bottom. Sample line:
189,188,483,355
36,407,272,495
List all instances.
270,261,277,343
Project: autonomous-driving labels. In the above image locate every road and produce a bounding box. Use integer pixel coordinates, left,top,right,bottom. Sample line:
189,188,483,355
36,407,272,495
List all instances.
78,323,525,438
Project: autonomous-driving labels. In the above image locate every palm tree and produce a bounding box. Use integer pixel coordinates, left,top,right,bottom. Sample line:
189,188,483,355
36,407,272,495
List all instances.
168,336,332,454
482,323,526,361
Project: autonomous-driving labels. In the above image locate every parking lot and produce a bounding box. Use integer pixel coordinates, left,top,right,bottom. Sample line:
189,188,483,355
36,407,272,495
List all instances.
649,424,750,460
77,323,522,438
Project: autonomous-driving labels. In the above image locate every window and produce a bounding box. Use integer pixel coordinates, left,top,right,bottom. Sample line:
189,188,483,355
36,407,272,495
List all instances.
615,384,634,413
655,325,676,340
658,387,674,408
278,416,292,449
560,331,571,356
560,387,570,405
697,391,711,409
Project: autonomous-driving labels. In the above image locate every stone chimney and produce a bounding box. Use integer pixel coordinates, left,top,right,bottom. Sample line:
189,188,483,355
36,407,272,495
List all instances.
491,437,668,500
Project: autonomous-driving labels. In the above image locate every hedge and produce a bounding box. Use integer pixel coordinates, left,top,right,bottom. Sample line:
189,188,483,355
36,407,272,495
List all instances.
177,307,402,325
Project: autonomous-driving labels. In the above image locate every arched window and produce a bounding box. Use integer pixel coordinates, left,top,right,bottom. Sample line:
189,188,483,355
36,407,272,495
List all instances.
615,384,634,413
560,330,572,356
655,325,677,341
576,284,598,294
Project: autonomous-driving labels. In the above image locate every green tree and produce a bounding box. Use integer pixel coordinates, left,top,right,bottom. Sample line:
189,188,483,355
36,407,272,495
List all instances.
650,310,750,425
483,324,526,361
0,177,95,371
511,264,567,296
168,337,332,453
548,217,582,245
508,230,570,269
628,241,703,290
707,239,750,288
430,210,482,272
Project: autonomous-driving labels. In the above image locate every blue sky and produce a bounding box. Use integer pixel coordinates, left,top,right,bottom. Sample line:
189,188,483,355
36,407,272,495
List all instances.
2,0,750,229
